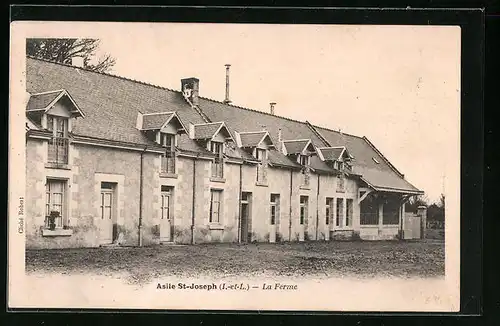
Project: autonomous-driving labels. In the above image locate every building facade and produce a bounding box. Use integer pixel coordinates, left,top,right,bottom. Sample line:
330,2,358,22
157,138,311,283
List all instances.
24,57,424,249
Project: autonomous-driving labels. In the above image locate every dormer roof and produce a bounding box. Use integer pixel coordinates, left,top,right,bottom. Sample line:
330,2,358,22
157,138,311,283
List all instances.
193,121,235,142
317,146,352,161
282,139,316,155
138,111,187,133
239,131,275,148
26,89,85,118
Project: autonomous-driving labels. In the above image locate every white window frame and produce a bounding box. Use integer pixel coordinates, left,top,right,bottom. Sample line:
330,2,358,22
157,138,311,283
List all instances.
45,179,67,228
299,196,308,225
210,189,223,223
270,194,280,225
325,197,334,225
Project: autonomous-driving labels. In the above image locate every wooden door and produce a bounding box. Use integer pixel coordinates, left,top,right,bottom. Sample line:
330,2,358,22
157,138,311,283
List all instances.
160,188,173,242
99,189,114,244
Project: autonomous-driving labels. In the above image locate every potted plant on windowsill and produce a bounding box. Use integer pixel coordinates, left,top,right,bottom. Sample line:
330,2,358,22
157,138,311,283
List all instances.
48,210,60,231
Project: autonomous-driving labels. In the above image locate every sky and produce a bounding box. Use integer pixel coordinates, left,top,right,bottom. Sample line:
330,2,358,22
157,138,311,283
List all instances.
28,22,461,203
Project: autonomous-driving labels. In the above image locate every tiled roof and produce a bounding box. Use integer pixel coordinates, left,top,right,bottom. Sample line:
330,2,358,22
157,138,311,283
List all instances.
26,90,62,111
193,122,223,140
313,126,420,193
26,57,207,151
141,112,174,130
239,131,267,148
198,97,326,146
282,140,310,154
26,57,421,194
318,147,345,161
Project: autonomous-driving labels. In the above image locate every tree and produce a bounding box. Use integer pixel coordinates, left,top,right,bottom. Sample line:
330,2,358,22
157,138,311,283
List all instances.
26,38,116,73
405,194,429,213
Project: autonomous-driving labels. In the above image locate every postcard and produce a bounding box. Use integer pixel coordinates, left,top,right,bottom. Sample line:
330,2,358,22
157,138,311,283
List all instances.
9,21,460,311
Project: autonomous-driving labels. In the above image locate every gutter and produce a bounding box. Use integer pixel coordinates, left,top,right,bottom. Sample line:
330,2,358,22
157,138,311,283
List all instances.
289,170,293,241
238,164,243,243
191,154,200,244
138,146,147,247
316,174,320,240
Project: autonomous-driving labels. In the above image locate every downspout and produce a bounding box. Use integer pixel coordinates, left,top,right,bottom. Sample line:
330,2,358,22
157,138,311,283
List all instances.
191,155,198,244
289,169,293,241
316,174,320,240
237,164,243,243
138,146,147,247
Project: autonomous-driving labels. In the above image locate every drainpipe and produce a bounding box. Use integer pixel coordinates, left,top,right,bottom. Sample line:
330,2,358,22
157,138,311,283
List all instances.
138,146,147,247
316,174,320,240
289,170,293,241
237,164,243,243
191,155,198,244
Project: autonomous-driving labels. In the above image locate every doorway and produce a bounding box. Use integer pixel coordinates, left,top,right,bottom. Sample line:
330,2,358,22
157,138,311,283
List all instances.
99,182,116,244
160,186,174,242
240,192,252,243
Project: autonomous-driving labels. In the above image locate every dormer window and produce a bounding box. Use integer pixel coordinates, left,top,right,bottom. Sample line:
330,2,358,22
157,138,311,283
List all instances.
210,141,224,179
136,111,187,176
256,148,267,161
190,122,234,180
299,154,310,166
26,90,85,167
160,133,176,175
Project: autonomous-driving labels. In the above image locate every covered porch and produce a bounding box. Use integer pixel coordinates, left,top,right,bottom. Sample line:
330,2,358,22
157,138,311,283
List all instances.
358,189,425,240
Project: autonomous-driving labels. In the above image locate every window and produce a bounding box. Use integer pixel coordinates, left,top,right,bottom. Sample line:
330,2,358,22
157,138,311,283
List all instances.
360,194,379,225
299,154,309,166
270,194,280,225
211,141,224,178
160,133,176,174
210,189,222,223
256,148,267,161
383,199,400,225
325,197,334,225
47,115,69,164
256,148,268,183
45,179,66,228
336,198,344,227
100,182,115,221
346,199,353,227
161,186,173,220
300,196,308,225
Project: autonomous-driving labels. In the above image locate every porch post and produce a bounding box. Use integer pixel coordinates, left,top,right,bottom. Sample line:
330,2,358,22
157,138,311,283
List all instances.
378,202,384,230
417,205,427,239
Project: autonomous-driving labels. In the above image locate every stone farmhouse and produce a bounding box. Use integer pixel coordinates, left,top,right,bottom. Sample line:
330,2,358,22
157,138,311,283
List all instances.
24,57,424,249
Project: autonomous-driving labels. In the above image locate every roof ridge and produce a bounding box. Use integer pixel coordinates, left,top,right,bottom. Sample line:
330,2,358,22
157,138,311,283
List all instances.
198,95,315,126
27,55,181,95
142,111,175,116
312,122,363,139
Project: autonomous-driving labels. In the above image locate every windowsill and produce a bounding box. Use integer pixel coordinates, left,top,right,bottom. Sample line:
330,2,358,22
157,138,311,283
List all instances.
360,225,379,228
382,224,400,228
42,228,73,237
160,172,178,179
256,181,268,187
210,177,226,183
299,185,310,190
208,223,224,230
45,163,71,170
332,228,354,231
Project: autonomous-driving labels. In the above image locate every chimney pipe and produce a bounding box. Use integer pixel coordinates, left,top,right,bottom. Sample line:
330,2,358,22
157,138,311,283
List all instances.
224,64,231,104
270,102,276,115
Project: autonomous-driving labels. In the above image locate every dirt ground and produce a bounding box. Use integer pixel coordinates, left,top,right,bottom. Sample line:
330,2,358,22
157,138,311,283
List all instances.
26,240,444,284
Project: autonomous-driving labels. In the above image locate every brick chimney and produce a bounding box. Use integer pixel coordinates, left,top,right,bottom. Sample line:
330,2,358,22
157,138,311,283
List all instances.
71,56,84,68
181,77,200,106
223,64,231,104
270,102,276,115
